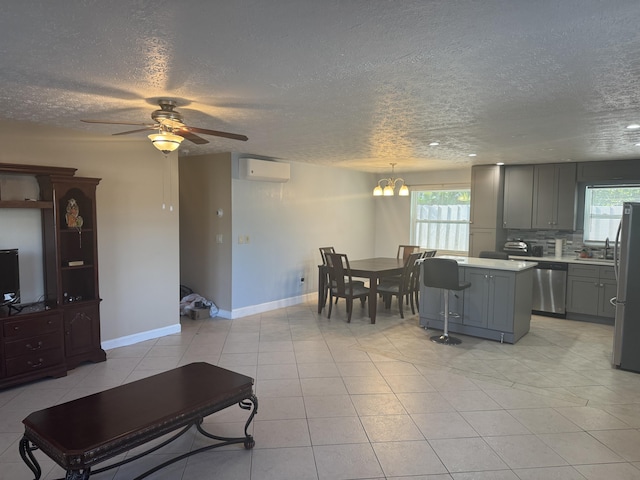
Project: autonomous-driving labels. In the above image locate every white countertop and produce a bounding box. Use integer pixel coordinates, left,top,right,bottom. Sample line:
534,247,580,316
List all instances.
508,254,615,266
437,255,538,272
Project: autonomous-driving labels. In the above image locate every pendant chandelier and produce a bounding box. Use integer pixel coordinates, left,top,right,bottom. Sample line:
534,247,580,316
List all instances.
373,163,409,197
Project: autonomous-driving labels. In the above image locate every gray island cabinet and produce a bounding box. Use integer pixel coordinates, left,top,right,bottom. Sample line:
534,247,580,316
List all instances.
420,257,537,344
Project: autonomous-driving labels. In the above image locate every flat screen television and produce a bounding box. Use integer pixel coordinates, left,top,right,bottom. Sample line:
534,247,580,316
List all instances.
0,248,20,305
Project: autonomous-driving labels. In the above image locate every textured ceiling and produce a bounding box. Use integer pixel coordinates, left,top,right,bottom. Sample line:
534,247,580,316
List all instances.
1,1,639,173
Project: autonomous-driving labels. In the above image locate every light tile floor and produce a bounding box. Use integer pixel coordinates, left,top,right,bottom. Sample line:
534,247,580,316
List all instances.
2,299,640,479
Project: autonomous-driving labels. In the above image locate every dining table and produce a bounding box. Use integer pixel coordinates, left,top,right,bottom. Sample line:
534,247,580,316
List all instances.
317,257,405,324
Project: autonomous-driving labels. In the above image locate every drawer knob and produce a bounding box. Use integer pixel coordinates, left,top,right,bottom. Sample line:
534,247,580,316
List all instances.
27,359,44,368
14,326,19,331
25,341,43,351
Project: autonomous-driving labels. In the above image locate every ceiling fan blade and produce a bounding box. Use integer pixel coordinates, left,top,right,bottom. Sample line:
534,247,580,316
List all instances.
184,126,248,141
175,128,209,145
81,119,155,126
112,127,158,136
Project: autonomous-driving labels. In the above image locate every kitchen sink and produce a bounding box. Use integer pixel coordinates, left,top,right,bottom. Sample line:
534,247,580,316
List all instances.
575,257,615,264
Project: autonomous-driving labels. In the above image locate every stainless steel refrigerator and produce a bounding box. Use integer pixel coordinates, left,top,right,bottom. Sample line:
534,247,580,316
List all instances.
613,202,640,372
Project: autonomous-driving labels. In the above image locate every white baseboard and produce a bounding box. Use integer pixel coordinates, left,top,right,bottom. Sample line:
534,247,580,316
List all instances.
102,293,316,348
101,323,182,350
217,292,316,319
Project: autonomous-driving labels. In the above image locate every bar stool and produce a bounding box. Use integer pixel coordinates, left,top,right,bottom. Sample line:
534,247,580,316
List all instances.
422,258,471,345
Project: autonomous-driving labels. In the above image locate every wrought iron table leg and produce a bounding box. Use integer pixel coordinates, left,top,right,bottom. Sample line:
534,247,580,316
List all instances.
19,437,42,480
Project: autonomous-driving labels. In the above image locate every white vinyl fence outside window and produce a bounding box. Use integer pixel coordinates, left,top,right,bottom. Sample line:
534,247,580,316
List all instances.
584,185,640,242
411,189,470,255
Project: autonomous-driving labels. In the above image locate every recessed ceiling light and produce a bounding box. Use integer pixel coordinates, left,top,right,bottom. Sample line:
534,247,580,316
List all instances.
429,142,439,146
626,124,640,130
636,143,640,146
468,153,477,157
496,162,505,165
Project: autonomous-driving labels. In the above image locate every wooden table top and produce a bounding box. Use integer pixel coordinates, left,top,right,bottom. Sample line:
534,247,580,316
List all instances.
23,362,254,459
348,257,404,275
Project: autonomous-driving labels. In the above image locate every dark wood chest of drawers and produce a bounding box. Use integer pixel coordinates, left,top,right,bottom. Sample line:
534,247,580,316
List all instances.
1,309,67,388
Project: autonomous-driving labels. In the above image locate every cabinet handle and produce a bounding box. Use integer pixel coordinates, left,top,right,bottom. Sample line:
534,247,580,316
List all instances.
25,341,43,351
14,326,19,331
27,359,44,368
600,283,604,287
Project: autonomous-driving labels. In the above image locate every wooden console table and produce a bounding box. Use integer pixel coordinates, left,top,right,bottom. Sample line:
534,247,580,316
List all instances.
19,362,258,480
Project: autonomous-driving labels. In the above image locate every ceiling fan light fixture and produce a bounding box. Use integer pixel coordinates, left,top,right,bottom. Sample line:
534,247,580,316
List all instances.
148,132,184,154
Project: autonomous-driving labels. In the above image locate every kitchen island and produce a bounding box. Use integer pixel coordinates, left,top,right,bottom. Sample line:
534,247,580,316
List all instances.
420,256,538,344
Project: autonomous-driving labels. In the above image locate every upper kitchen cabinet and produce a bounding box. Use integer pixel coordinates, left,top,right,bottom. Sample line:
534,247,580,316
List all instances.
469,165,504,228
503,165,533,229
577,160,640,182
468,165,506,256
532,163,576,230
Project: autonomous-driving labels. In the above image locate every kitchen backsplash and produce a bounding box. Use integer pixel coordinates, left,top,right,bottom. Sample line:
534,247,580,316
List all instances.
506,230,584,256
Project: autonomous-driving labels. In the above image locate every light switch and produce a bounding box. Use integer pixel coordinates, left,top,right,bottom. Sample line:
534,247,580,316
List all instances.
238,236,245,244
215,234,223,244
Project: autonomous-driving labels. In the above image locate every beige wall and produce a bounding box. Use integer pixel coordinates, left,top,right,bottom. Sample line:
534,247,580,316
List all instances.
179,153,233,311
0,120,180,346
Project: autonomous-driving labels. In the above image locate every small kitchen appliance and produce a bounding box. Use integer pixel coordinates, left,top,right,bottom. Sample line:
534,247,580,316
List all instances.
503,240,531,256
532,245,544,257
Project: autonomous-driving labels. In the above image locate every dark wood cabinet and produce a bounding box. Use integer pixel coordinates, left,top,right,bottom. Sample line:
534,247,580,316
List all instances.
0,164,105,389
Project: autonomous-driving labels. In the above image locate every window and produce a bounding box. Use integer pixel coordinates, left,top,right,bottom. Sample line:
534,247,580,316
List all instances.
410,188,470,254
583,185,640,242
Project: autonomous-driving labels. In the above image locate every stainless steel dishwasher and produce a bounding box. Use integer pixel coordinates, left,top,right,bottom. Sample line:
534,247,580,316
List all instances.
532,261,568,316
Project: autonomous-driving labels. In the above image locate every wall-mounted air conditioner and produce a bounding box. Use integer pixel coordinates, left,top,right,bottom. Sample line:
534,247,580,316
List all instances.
239,158,290,183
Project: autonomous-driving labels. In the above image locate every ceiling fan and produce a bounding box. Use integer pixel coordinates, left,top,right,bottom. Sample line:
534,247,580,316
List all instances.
82,99,248,153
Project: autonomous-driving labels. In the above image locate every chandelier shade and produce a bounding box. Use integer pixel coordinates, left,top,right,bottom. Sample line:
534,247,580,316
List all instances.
373,163,409,197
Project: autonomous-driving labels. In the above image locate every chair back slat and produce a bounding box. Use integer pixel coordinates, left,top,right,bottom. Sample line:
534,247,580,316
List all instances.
397,244,420,265
401,252,423,293
326,252,352,296
319,246,336,265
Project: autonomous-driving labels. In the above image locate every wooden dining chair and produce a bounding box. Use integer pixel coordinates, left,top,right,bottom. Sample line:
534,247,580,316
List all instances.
325,252,369,323
378,252,423,319
397,245,421,265
408,250,436,313
319,247,364,309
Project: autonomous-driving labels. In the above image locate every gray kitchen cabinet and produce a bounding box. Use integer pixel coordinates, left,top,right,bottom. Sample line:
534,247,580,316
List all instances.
469,228,496,258
463,268,514,331
532,163,576,230
566,264,616,319
468,165,506,256
470,165,503,228
420,261,534,343
503,165,533,229
577,160,640,182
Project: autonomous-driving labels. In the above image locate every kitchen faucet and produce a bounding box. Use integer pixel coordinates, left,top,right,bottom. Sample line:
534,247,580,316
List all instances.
604,237,611,259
